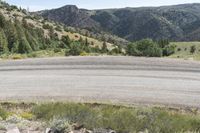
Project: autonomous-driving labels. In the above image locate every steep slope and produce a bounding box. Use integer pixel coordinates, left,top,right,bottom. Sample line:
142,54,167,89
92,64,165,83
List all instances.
39,5,100,31
37,6,128,46
0,1,117,57
38,3,200,41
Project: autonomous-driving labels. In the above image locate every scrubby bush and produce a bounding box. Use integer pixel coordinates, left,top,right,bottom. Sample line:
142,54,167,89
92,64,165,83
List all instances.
69,42,82,56
90,46,101,53
0,108,8,120
109,47,121,55
163,44,176,56
42,24,52,29
177,48,181,51
54,48,62,53
190,45,196,54
55,26,62,32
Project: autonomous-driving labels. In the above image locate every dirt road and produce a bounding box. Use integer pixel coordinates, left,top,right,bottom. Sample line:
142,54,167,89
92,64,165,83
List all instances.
0,56,200,108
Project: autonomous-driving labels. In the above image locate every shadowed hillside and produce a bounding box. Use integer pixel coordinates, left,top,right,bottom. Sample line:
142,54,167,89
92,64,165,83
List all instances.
38,3,200,41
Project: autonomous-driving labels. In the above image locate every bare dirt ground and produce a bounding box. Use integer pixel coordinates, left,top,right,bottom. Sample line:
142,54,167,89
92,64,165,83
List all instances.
0,56,200,108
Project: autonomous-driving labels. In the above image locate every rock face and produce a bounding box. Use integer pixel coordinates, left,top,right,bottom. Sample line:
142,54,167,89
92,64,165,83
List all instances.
38,3,200,41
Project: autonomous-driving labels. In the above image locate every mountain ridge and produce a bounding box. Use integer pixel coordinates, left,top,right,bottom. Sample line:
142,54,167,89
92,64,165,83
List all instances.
38,3,200,41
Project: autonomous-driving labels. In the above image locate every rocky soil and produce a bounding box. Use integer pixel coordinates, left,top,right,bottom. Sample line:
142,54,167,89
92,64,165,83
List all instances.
0,115,116,133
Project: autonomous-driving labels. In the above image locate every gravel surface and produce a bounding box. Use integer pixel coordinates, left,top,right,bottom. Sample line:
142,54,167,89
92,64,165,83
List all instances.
0,56,200,108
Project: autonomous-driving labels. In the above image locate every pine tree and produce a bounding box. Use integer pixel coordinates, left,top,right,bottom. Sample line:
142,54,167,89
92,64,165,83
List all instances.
91,41,94,46
25,29,39,51
79,36,84,44
0,28,8,53
15,20,32,53
102,41,108,53
60,35,70,48
0,13,6,28
18,36,32,54
4,21,18,52
85,38,88,46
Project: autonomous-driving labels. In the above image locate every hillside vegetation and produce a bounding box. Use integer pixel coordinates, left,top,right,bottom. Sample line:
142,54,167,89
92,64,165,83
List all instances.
1,102,200,133
1,1,200,59
39,3,200,41
0,1,122,59
170,42,200,60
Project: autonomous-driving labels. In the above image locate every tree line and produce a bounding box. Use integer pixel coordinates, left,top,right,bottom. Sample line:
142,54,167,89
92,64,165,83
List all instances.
126,39,176,57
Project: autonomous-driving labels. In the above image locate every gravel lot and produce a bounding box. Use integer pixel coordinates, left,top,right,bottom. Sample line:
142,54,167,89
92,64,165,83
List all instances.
0,56,200,108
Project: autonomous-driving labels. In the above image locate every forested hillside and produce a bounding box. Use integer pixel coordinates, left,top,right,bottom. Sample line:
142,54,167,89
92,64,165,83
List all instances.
0,1,121,58
39,3,200,41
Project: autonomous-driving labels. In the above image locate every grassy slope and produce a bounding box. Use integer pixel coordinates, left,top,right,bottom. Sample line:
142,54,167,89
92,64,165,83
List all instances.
170,42,200,60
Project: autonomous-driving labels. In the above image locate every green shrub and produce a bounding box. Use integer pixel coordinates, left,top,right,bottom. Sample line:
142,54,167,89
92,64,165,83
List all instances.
127,43,141,56
49,119,71,133
67,41,83,56
27,52,38,58
65,49,70,56
0,108,8,120
177,48,181,51
42,24,52,29
90,46,101,53
80,51,89,56
54,48,62,53
163,44,176,56
127,39,162,57
55,26,62,32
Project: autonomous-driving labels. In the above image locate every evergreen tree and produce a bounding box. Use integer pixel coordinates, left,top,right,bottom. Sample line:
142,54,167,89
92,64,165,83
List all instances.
18,36,32,54
91,41,94,46
85,38,89,46
102,41,108,53
79,36,84,44
4,21,18,52
0,13,6,28
15,20,32,53
25,30,39,51
0,28,8,53
60,35,70,48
